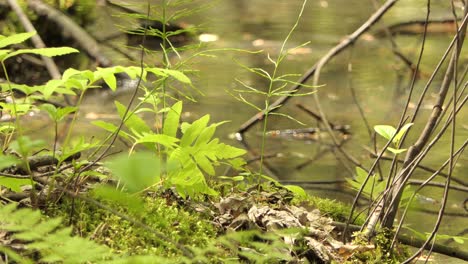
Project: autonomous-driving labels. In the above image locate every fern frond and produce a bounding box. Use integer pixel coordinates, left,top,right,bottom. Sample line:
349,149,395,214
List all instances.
0,203,111,263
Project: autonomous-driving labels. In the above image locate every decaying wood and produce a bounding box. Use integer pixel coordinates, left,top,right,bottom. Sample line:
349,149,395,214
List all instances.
6,0,61,80
27,0,111,67
378,18,463,35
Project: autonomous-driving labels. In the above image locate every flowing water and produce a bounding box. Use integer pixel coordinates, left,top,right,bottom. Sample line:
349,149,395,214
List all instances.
22,0,468,260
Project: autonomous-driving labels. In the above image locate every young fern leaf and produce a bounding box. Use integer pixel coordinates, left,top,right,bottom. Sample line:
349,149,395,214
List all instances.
180,115,210,147
160,102,246,198
115,101,152,134
0,203,112,263
163,101,183,137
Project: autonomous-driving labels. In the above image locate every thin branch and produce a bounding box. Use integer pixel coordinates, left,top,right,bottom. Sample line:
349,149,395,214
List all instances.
383,7,468,230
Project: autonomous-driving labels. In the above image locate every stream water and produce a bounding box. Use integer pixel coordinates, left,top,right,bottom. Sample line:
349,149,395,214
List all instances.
21,0,467,261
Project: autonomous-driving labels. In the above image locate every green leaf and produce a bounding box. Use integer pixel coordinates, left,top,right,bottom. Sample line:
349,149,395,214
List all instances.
42,79,64,99
106,152,161,192
374,125,396,141
9,136,45,157
347,167,385,199
283,185,307,198
39,104,58,120
92,120,133,142
260,174,280,184
15,218,63,241
115,101,151,134
0,177,30,192
394,123,413,146
0,154,20,170
60,137,97,162
215,143,247,159
92,185,144,214
123,66,145,80
218,175,244,181
194,153,215,175
180,115,210,147
0,244,34,264
355,167,367,179
102,72,117,91
4,47,79,61
55,106,77,121
163,101,182,137
0,32,35,49
404,226,427,240
194,122,227,147
0,102,32,115
0,203,112,262
62,68,83,81
228,157,247,169
135,133,179,148
387,147,407,154
453,237,465,244
0,49,10,60
161,69,191,84
168,163,218,198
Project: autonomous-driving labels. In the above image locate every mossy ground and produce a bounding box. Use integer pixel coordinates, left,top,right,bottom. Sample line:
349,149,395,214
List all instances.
299,195,365,225
44,182,406,263
47,195,217,259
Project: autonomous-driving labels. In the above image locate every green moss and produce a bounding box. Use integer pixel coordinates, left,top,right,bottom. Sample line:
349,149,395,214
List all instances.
297,195,365,225
345,228,409,264
47,195,217,259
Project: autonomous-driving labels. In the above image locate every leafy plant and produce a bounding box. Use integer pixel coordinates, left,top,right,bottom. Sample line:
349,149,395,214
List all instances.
0,203,187,263
231,0,315,177
374,123,413,154
0,203,111,263
347,167,414,208
98,101,247,198
0,32,78,62
0,32,78,148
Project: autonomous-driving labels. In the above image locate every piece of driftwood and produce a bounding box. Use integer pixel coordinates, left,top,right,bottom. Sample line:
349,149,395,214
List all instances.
27,0,111,67
376,18,462,36
2,152,81,174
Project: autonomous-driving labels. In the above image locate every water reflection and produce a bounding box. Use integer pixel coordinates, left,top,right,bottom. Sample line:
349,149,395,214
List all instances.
30,0,467,254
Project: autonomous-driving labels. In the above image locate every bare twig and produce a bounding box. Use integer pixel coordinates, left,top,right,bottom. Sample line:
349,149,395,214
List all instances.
366,151,468,186
383,7,468,230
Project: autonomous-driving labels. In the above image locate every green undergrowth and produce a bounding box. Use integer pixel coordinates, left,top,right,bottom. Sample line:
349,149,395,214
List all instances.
301,196,365,225
345,228,409,264
44,182,367,261
47,195,216,259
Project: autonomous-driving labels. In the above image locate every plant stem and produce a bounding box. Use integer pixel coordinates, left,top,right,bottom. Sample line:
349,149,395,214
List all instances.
258,0,307,178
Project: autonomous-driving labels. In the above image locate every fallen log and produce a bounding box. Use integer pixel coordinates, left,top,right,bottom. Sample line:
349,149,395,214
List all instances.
27,0,111,67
